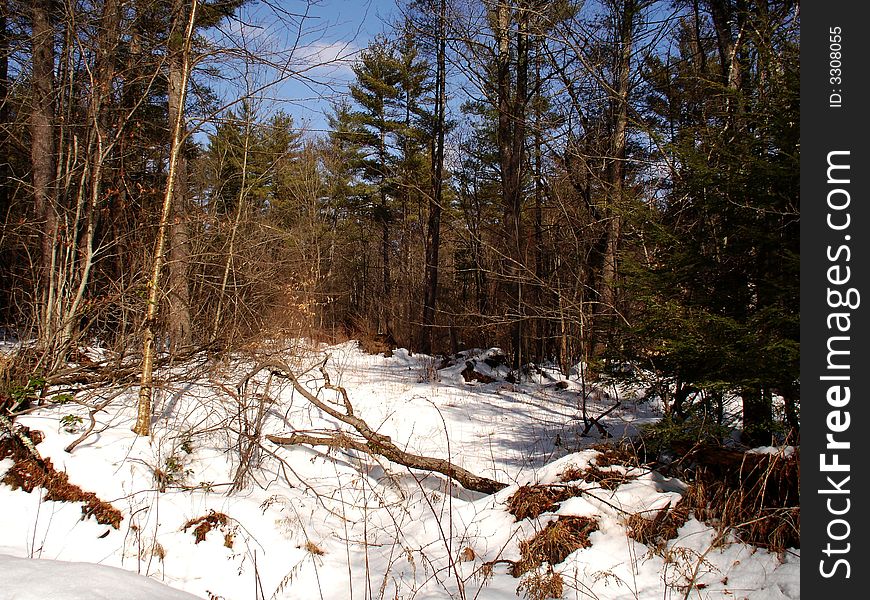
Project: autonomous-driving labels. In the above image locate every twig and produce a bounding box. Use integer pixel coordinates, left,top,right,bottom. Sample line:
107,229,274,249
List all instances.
65,389,127,453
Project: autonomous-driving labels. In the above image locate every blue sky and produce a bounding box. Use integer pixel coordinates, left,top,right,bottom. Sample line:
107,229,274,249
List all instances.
201,0,400,135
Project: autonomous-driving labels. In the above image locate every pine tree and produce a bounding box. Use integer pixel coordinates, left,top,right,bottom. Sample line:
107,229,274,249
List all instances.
625,1,799,445
344,33,433,345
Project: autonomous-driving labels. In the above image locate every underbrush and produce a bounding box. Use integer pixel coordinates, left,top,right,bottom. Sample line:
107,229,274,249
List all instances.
620,430,800,554
679,447,799,551
507,484,582,521
512,516,599,578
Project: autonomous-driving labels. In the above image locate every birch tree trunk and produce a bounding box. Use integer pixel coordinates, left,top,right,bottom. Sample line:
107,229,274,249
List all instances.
133,0,198,436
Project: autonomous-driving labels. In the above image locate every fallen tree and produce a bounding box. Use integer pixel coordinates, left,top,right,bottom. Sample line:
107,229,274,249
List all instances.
248,357,508,495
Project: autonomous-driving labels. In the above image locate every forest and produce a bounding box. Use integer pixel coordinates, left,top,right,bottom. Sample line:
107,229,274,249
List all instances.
0,0,799,444
0,1,801,598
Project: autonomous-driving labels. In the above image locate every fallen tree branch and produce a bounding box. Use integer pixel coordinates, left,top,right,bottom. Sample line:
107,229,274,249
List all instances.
248,358,508,495
45,344,216,388
0,414,43,460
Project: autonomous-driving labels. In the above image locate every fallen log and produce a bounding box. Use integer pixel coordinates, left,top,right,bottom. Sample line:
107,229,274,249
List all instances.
250,358,508,495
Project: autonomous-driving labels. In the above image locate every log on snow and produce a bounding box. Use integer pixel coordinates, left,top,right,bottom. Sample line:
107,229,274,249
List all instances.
251,358,508,495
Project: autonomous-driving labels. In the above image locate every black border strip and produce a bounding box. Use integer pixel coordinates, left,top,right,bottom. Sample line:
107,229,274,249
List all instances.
801,2,869,596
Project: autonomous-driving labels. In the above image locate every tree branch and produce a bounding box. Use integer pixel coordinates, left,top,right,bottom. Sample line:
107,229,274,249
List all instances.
249,359,508,495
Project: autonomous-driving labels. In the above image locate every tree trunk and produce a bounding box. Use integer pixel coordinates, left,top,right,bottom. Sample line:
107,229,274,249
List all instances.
166,37,192,352
741,385,773,447
134,0,198,436
31,0,59,354
594,0,635,360
420,0,447,355
55,0,123,369
0,1,9,217
212,116,252,341
495,1,529,369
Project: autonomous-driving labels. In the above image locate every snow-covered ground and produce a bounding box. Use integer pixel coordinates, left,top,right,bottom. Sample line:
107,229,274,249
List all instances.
0,342,799,599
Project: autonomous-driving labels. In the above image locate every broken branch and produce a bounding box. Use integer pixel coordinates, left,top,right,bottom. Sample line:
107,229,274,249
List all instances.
248,358,508,495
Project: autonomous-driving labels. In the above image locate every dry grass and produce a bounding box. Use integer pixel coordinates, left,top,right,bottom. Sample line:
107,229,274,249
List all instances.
512,516,598,577
590,443,638,468
558,445,639,490
560,464,635,490
302,540,325,556
182,511,230,544
507,485,582,521
626,445,800,554
0,354,12,392
516,565,564,600
685,449,800,552
626,499,691,550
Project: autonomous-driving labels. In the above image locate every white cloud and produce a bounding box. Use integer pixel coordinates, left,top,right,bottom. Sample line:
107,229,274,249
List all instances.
294,40,360,78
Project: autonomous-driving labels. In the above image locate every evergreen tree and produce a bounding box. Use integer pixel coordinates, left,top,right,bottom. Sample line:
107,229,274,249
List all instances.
625,1,799,444
349,36,402,335
345,33,433,344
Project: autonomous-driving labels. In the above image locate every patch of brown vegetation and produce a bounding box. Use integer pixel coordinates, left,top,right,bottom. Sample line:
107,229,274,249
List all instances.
2,452,122,528
562,464,635,490
685,449,799,552
182,510,230,544
512,516,598,577
670,444,800,551
302,540,325,556
355,330,395,357
153,542,167,561
507,485,581,521
626,443,800,553
516,565,564,600
626,499,691,550
459,546,476,562
559,447,638,490
590,443,637,468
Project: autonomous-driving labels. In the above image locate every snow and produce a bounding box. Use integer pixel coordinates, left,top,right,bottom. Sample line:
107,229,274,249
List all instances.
748,445,796,457
0,553,202,599
0,342,799,599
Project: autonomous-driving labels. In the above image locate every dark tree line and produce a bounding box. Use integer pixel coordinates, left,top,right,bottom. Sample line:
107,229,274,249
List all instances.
0,0,799,444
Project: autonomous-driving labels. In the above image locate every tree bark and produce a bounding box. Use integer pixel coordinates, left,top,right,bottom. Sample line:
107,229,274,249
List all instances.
594,0,635,359
0,1,10,216
31,0,59,353
494,1,529,369
166,9,193,352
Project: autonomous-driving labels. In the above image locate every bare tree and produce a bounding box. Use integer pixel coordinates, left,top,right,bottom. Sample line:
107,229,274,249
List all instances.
419,0,448,354
134,0,199,437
